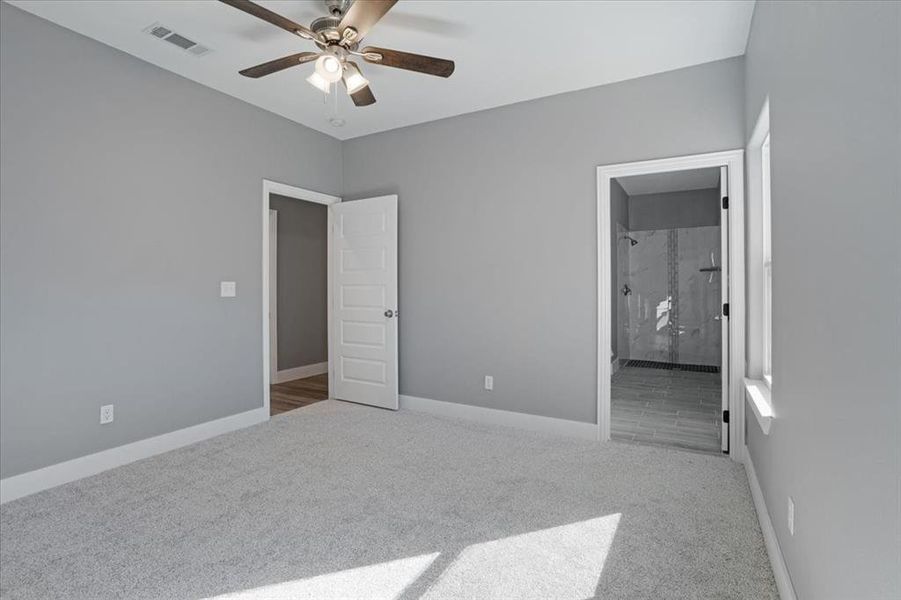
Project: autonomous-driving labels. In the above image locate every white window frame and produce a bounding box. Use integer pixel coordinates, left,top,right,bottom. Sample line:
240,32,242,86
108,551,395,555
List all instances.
761,133,773,388
744,99,774,435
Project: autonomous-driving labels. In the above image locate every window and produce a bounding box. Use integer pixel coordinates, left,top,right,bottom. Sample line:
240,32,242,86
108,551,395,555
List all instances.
746,100,774,434
761,134,773,386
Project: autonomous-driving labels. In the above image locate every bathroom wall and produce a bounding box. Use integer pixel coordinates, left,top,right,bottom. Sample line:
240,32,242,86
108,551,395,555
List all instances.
629,188,720,231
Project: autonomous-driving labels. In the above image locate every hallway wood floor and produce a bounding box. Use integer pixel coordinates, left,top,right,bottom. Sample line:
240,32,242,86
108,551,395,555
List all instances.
270,373,329,416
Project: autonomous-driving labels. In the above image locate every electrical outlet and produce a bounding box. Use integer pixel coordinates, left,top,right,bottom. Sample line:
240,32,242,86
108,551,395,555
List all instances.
484,375,494,391
220,281,236,298
787,497,795,536
100,404,114,425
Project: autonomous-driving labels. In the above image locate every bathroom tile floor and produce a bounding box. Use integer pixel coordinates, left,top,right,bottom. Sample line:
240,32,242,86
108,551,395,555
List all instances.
611,366,723,454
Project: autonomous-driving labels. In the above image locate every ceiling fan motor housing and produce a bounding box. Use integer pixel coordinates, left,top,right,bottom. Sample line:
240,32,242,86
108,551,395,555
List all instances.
323,0,351,18
311,16,343,42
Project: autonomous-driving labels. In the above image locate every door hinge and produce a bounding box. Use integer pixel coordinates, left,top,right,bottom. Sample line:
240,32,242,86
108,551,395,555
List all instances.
722,196,729,209
723,409,730,424
722,302,730,317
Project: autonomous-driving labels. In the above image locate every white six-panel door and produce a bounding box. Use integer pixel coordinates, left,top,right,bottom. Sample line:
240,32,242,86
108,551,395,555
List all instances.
329,195,398,410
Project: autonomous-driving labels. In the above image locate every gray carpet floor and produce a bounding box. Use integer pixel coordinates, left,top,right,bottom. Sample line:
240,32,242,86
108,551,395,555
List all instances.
0,401,777,599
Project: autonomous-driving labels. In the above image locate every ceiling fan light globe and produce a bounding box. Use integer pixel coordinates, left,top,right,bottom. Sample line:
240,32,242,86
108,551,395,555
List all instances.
306,71,332,93
315,55,344,83
343,63,369,94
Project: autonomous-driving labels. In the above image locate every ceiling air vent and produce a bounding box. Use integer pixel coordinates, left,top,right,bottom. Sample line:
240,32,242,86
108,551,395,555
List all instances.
143,22,211,57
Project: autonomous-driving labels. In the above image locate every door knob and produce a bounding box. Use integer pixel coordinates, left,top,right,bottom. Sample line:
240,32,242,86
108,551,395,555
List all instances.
384,309,394,318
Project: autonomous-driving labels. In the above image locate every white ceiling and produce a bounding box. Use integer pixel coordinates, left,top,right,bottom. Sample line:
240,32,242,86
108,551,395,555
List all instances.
617,167,721,196
8,0,755,140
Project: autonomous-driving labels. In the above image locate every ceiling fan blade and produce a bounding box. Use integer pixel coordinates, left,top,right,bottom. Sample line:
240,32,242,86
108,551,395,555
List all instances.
219,0,319,41
338,0,398,42
239,52,318,78
349,84,376,106
361,46,454,78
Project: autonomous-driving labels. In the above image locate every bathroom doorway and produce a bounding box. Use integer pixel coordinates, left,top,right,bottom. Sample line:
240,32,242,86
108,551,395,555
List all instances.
597,151,746,457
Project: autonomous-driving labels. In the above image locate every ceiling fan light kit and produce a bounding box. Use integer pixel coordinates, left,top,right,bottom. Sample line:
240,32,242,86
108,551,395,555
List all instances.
220,0,455,108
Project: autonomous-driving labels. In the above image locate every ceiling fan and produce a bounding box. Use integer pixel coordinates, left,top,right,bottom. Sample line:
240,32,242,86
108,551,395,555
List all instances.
220,0,455,107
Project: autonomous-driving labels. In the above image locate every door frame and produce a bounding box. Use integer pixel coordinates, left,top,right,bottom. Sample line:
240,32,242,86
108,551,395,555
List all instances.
269,209,278,383
262,179,341,416
596,150,746,460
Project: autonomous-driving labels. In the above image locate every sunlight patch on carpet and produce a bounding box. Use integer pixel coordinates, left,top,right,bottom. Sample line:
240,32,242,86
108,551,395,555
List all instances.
422,514,621,599
206,552,440,600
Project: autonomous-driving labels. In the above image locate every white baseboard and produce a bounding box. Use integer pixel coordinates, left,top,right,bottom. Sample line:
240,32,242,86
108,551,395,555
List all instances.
0,407,269,504
399,395,597,440
274,361,328,383
744,450,797,600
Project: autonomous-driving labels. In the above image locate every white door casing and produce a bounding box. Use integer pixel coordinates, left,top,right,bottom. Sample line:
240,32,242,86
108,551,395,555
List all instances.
269,209,278,382
329,195,399,410
719,166,730,453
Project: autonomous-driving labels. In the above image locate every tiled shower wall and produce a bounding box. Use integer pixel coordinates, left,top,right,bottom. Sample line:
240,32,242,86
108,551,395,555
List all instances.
620,226,721,366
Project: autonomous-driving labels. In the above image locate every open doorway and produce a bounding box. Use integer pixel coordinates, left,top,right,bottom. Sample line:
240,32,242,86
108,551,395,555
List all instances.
597,151,745,458
269,194,330,416
262,181,340,417
610,167,725,453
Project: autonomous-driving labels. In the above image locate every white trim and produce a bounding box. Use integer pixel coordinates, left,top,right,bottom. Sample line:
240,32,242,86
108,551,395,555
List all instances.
610,357,621,376
744,378,773,435
597,150,746,460
747,99,773,384
274,361,329,384
400,395,597,440
262,180,340,415
745,450,798,600
269,209,278,380
0,407,268,504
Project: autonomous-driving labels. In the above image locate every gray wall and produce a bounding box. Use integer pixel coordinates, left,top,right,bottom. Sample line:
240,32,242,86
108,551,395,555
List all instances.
0,3,342,478
610,180,630,360
343,57,745,423
269,195,328,370
743,2,900,598
627,187,720,231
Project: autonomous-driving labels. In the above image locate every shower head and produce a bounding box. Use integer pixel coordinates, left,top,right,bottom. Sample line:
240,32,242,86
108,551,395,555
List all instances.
623,235,638,246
